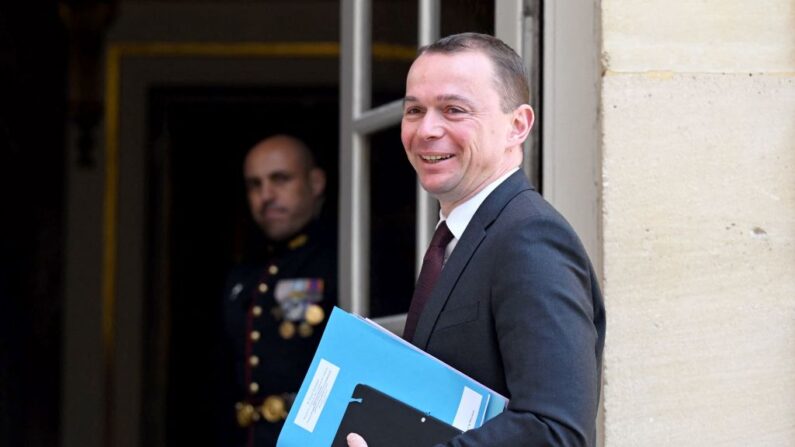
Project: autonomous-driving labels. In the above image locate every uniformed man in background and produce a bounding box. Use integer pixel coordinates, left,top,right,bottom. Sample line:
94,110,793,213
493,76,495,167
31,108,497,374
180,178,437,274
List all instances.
221,134,337,446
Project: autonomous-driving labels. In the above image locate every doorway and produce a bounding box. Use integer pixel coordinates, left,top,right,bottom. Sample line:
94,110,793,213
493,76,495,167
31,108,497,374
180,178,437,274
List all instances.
143,86,339,446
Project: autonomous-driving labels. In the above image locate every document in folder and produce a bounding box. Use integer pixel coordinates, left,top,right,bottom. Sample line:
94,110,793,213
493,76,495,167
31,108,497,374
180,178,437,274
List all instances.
329,384,463,447
276,307,508,447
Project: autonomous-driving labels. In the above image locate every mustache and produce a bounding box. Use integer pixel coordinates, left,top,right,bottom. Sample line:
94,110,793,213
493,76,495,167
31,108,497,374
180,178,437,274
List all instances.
257,202,288,215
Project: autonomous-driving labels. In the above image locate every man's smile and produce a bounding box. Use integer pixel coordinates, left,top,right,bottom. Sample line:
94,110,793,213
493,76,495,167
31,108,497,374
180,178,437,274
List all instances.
420,154,455,163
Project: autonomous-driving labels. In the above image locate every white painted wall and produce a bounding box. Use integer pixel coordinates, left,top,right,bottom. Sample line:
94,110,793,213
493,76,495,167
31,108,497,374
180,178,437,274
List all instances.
601,0,795,445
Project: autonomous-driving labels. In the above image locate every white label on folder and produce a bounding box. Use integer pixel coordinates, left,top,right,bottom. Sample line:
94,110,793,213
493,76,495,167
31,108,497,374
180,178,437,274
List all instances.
294,358,340,432
452,386,483,431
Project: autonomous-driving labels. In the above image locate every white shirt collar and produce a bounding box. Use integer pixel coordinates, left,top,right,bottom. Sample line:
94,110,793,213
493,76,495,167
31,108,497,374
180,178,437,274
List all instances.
441,167,520,241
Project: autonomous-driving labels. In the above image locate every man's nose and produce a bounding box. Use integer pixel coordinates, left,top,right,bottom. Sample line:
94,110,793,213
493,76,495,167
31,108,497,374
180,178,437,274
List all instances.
417,111,444,140
259,181,275,203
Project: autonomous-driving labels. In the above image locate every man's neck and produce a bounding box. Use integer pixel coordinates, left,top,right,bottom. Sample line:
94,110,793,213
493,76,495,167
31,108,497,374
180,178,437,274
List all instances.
439,165,521,216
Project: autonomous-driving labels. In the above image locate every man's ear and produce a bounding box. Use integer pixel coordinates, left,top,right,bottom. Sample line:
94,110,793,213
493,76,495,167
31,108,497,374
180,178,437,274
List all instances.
309,168,326,197
507,104,535,146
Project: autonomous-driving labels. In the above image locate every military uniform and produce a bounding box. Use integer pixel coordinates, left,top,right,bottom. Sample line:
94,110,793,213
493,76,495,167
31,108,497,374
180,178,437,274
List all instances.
221,219,337,447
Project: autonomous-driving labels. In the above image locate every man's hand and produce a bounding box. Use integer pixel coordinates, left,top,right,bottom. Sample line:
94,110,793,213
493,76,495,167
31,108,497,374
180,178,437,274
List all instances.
346,433,368,447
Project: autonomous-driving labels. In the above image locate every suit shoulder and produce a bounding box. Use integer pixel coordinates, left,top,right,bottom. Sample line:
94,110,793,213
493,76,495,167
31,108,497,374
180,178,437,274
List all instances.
498,188,573,228
489,190,590,257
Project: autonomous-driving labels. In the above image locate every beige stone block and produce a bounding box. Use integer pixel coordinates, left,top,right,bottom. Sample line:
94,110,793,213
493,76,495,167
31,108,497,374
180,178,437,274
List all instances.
603,0,795,72
601,73,795,446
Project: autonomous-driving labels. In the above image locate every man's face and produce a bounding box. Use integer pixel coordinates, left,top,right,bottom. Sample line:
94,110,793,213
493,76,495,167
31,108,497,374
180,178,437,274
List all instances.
401,50,520,213
244,140,324,241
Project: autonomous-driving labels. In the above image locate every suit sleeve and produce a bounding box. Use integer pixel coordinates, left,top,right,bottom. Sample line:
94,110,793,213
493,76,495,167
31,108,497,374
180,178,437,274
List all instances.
442,215,602,447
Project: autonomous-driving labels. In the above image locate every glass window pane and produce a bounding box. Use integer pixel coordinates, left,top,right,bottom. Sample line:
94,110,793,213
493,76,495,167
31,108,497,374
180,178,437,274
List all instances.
371,0,417,108
441,0,495,37
367,125,416,318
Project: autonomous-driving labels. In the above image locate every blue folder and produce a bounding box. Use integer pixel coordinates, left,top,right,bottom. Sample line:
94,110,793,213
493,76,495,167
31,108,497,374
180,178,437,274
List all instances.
277,307,508,446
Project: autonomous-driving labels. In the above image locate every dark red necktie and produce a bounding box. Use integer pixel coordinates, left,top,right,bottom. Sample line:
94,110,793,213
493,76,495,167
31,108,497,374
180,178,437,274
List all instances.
403,221,454,341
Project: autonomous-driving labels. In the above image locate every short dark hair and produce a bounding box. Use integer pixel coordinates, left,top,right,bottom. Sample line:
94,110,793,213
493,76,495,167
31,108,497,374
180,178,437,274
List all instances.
418,32,530,112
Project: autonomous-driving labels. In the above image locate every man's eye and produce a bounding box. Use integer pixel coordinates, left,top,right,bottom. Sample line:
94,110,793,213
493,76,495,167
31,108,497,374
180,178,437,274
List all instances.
404,107,422,116
271,174,291,184
446,106,465,114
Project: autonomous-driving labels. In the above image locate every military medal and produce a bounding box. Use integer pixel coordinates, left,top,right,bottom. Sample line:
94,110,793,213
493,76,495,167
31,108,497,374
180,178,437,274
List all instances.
298,322,313,338
261,395,287,422
274,278,325,322
305,303,325,326
279,321,295,339
235,402,259,427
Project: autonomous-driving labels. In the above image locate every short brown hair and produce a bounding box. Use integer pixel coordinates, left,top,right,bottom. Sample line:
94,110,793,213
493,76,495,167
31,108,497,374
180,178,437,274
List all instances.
418,32,530,112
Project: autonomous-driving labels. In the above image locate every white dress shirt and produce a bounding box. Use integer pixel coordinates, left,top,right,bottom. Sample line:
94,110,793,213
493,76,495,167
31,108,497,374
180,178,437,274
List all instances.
438,167,520,263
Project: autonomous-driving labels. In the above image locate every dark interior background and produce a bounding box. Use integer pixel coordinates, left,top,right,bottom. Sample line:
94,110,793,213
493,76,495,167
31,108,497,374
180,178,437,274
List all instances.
0,2,66,446
145,86,343,445
0,0,497,445
143,85,419,445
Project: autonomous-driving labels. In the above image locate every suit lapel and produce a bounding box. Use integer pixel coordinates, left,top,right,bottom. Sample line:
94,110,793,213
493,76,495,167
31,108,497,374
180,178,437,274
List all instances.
411,171,533,349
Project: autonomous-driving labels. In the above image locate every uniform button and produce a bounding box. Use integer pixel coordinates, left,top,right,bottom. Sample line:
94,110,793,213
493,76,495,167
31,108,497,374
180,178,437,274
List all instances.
249,382,259,394
258,283,268,294
249,355,260,367
250,330,261,341
268,265,279,275
252,305,263,317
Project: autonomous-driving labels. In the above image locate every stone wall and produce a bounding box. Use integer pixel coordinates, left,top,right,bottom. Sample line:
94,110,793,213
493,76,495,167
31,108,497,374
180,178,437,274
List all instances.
601,1,795,445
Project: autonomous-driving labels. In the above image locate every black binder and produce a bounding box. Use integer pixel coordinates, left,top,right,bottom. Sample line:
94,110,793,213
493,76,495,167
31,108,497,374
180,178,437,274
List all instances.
331,384,463,447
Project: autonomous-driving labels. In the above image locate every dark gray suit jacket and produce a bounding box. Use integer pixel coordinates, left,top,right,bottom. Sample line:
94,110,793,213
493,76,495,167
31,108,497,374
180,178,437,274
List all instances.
412,170,605,447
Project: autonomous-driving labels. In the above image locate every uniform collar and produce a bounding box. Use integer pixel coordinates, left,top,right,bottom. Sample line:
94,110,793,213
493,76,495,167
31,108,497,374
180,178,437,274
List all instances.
267,219,318,256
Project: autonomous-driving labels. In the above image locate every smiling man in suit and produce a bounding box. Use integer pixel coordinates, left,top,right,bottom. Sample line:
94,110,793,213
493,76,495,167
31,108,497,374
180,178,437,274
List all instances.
347,33,605,447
